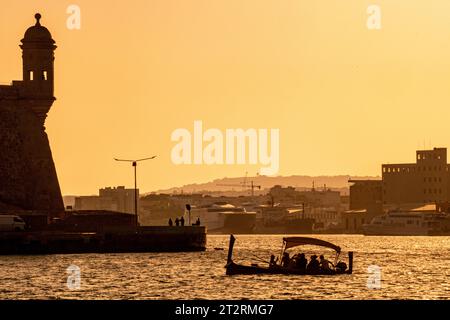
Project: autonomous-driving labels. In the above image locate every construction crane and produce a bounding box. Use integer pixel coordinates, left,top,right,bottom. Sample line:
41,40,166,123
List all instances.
217,172,262,196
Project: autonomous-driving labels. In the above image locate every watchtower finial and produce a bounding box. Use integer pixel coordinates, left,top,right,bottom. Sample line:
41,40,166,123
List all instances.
35,13,42,26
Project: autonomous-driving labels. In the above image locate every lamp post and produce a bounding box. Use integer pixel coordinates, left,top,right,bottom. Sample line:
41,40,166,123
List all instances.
114,156,157,228
185,204,191,226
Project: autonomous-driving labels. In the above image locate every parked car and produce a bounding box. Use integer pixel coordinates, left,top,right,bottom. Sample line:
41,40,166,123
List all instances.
0,215,26,231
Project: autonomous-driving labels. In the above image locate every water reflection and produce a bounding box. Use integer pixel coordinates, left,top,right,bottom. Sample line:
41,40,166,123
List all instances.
0,235,449,299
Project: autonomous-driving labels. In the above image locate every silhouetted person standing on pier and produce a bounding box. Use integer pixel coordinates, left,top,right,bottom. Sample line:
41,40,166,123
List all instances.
175,218,180,226
168,218,173,226
180,216,185,226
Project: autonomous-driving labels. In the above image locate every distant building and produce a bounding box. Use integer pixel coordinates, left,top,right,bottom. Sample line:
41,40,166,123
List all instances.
99,186,138,214
303,206,340,230
382,147,450,205
341,210,368,233
269,185,299,201
349,147,450,211
348,180,382,210
269,185,341,209
74,186,138,214
297,189,341,208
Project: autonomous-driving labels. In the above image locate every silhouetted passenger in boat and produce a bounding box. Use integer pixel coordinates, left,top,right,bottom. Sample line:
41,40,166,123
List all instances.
175,218,180,226
180,216,185,226
306,255,320,273
335,261,347,273
288,257,297,269
281,252,290,268
290,253,298,267
168,218,173,226
269,254,277,267
296,253,307,271
319,255,332,273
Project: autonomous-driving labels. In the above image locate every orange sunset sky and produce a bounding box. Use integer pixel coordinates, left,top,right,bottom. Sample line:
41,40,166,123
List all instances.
2,0,450,195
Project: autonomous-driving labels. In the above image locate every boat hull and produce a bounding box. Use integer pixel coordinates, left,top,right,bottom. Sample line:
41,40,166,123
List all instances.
225,262,350,276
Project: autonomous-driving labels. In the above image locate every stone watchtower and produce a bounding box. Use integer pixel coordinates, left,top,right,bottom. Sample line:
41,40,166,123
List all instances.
0,14,64,215
18,13,57,124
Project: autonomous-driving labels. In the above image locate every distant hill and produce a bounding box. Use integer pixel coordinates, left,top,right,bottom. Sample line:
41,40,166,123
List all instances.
151,175,380,195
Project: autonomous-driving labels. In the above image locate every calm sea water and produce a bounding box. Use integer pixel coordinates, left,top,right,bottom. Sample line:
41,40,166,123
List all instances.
1,234,450,300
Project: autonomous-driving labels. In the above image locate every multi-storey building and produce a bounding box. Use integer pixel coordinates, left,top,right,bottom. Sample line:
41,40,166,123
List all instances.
382,147,449,205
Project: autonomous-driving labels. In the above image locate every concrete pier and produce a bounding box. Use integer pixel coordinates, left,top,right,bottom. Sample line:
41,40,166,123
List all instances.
0,226,207,255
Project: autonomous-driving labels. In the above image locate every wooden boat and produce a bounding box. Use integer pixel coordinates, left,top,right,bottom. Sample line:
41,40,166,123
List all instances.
225,235,353,275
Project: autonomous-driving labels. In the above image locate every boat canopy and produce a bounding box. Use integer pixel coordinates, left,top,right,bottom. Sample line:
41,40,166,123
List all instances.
282,237,341,253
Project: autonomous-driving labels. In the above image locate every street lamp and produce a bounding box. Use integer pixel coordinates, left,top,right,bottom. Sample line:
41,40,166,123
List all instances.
114,155,157,228
185,204,191,225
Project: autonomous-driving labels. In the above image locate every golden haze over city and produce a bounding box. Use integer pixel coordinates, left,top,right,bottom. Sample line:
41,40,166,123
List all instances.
2,0,450,195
